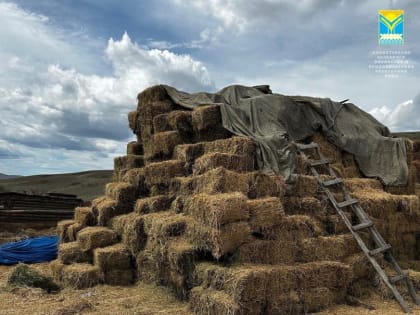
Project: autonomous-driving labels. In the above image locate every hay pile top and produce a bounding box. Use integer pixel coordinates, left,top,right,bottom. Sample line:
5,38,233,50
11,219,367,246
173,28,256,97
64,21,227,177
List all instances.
51,85,420,315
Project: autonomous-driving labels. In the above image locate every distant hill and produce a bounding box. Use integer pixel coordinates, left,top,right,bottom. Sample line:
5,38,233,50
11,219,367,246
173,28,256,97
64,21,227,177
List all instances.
0,170,113,201
392,132,420,141
0,173,21,180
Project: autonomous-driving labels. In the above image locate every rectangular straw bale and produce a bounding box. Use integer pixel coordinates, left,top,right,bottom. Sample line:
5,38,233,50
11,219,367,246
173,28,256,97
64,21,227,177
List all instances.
77,227,118,251
330,163,345,178
192,105,230,142
188,220,251,259
298,234,359,262
293,261,351,290
50,259,65,281
267,215,323,241
143,212,191,240
312,132,342,163
292,175,319,197
104,269,134,286
121,168,148,196
184,193,248,227
127,141,144,155
153,113,170,133
114,155,144,171
128,110,139,133
344,166,361,178
203,136,256,156
57,220,75,242
136,249,160,283
58,241,92,264
66,223,83,242
135,195,174,214
94,243,131,272
105,182,137,207
74,207,97,226
266,291,303,315
193,153,255,175
144,160,185,186
413,161,420,182
110,212,147,256
137,99,173,139
283,197,324,216
247,197,285,234
235,239,297,264
189,286,241,315
173,143,204,165
408,270,420,291
344,178,383,192
137,85,171,108
299,287,337,313
168,110,193,141
92,197,122,227
324,214,349,234
247,173,286,199
344,254,375,280
144,131,182,162
61,263,103,289
192,167,249,195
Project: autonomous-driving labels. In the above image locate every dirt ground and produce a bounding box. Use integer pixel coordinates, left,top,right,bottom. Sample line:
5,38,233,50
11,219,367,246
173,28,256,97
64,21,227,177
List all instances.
0,263,420,315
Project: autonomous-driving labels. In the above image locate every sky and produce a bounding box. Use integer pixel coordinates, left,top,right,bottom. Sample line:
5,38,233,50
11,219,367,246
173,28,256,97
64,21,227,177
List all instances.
0,0,419,176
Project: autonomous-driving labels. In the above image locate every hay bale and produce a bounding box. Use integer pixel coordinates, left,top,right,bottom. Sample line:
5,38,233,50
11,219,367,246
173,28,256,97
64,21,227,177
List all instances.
312,132,342,163
57,220,75,242
188,220,251,259
298,234,359,262
189,286,240,315
114,155,144,172
300,287,338,313
105,182,137,207
247,197,285,234
74,207,96,226
344,165,361,178
8,264,59,293
324,214,350,234
291,175,319,197
173,143,205,166
266,292,303,315
58,242,92,264
66,223,83,242
126,141,144,155
408,269,420,291
77,227,118,251
193,153,255,175
94,243,131,272
110,213,146,256
267,215,323,241
344,178,383,192
153,113,170,133
168,110,194,141
137,85,171,108
413,161,420,182
235,239,297,264
91,197,121,226
192,105,230,142
61,263,103,289
104,269,134,286
144,131,182,162
121,168,148,196
136,249,160,283
144,160,185,186
190,167,249,196
143,212,191,240
184,193,249,227
137,99,173,139
204,136,256,156
134,195,174,214
283,197,324,216
128,110,139,133
248,172,286,199
50,259,65,281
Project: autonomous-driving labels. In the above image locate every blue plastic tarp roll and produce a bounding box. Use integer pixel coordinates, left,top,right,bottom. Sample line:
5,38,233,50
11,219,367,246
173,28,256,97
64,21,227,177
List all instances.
0,236,59,265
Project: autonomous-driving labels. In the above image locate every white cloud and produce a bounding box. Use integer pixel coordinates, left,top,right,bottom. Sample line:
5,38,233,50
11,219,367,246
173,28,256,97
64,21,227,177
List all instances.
369,95,420,132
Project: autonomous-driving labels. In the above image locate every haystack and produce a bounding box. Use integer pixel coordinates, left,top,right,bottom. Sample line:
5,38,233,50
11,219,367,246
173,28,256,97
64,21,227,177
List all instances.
52,84,420,314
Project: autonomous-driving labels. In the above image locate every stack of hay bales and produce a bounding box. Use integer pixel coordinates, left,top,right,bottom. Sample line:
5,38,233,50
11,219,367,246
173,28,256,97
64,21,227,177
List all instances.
52,85,420,314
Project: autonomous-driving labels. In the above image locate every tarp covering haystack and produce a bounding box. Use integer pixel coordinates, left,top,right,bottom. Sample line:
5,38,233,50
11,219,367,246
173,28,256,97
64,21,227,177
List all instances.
51,84,420,314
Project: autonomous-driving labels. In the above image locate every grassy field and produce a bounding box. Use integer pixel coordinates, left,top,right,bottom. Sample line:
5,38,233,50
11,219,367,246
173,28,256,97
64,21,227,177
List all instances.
392,132,420,141
0,171,113,202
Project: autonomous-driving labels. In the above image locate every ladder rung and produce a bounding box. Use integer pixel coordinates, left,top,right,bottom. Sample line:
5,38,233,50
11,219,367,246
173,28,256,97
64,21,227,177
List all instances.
310,159,330,167
322,178,343,187
390,273,407,284
352,220,374,231
369,244,392,256
297,143,318,150
337,198,358,208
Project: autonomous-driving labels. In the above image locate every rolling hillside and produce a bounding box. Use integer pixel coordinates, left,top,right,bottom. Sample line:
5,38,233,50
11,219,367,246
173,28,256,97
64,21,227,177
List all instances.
0,170,113,201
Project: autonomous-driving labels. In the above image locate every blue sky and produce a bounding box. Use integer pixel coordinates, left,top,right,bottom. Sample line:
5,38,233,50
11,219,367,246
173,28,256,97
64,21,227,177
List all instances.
0,0,419,175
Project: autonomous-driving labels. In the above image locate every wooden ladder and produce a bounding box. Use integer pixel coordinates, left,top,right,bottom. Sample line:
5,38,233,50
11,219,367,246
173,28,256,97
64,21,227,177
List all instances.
296,142,420,313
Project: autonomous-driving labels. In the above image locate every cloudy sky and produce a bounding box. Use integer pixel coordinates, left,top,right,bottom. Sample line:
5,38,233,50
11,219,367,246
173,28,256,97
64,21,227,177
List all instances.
0,0,419,175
